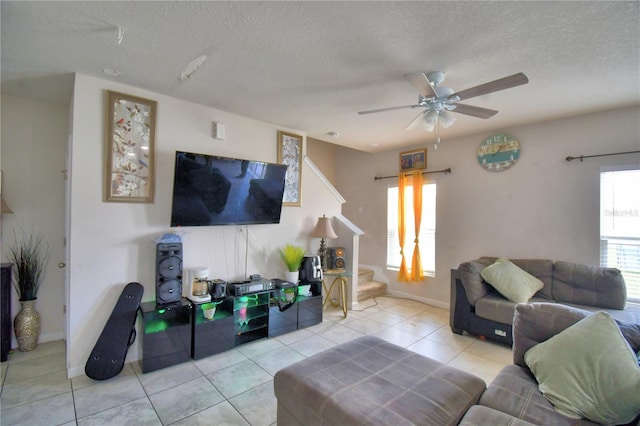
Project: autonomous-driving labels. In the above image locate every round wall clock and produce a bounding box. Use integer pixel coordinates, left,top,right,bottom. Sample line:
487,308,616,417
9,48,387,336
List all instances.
477,133,521,172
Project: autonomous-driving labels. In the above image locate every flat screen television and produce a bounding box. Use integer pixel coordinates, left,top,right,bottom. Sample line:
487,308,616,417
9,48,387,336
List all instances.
170,151,288,227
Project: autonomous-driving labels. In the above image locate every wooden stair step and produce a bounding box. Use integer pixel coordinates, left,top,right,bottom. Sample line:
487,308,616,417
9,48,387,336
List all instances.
358,269,374,285
357,280,387,302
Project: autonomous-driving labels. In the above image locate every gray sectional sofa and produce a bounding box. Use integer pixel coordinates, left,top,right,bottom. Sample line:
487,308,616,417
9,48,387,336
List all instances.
461,302,640,425
450,257,640,345
274,303,640,425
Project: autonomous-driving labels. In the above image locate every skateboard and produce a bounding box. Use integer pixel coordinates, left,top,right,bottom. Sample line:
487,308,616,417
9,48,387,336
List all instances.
85,282,144,380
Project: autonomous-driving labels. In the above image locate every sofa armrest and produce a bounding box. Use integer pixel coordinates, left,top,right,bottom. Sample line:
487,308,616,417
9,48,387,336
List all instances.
512,303,589,367
455,259,494,306
513,303,640,368
552,261,626,309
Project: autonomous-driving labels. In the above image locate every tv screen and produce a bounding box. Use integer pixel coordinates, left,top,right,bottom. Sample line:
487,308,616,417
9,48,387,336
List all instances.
170,151,288,227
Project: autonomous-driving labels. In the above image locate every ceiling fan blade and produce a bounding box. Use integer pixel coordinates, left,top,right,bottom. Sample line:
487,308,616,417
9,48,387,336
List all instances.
404,73,437,97
451,103,498,119
404,111,425,131
358,104,417,115
450,72,529,101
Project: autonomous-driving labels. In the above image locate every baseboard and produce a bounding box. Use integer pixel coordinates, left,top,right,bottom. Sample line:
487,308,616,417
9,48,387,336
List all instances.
40,331,65,343
386,290,449,310
68,365,85,378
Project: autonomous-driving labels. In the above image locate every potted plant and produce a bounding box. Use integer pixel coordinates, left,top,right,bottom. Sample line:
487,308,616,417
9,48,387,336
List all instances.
278,244,305,283
8,232,50,351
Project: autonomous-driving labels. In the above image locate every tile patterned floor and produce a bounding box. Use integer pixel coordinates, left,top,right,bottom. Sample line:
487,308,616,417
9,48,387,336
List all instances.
0,296,512,426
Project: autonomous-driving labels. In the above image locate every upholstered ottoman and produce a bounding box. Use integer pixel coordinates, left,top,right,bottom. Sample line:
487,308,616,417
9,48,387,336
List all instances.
273,336,486,425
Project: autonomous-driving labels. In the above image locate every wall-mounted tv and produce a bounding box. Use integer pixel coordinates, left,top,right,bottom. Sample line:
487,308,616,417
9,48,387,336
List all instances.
170,151,288,227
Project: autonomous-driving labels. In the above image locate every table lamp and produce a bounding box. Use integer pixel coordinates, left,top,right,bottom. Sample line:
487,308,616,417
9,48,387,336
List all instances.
310,214,338,271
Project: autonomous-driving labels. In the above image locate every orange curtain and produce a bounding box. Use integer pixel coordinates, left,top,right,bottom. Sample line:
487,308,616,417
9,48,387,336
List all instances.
410,170,424,281
397,173,409,281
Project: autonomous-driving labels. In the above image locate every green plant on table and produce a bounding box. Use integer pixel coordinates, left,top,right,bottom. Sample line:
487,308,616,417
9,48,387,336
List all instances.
278,244,306,272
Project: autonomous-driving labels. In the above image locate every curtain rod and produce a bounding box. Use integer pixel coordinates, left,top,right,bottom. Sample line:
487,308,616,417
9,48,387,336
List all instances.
565,150,640,162
374,168,452,181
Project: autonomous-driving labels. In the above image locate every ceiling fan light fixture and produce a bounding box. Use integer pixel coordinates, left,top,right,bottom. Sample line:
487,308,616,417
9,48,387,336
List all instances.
427,71,445,86
439,111,456,128
438,87,455,97
424,109,438,123
423,110,438,131
422,120,436,132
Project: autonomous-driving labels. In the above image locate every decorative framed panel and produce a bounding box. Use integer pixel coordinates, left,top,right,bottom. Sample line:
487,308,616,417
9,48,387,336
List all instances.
105,90,157,202
277,130,303,206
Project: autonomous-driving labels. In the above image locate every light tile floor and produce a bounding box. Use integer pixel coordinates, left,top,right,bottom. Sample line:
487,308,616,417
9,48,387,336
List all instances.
0,296,512,426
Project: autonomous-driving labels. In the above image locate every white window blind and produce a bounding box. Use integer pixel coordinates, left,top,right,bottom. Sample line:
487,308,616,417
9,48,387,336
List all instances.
600,168,640,302
387,183,436,275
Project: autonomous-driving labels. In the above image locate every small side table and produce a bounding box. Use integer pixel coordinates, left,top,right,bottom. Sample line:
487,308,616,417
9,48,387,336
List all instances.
322,269,349,318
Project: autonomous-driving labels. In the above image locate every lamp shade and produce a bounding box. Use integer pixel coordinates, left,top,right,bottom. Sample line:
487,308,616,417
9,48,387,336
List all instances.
311,215,337,239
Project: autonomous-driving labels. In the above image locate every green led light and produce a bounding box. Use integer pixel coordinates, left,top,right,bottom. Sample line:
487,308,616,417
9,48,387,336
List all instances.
158,309,166,314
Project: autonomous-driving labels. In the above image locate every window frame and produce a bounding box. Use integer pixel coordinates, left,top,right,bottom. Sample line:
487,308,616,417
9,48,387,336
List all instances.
386,181,436,277
600,164,640,303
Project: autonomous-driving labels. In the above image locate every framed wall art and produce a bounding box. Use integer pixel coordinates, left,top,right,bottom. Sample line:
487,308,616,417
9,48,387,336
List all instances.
104,90,157,203
277,130,303,206
399,148,427,172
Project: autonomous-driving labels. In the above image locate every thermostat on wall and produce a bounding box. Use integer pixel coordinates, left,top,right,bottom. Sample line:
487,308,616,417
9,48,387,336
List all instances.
212,122,225,140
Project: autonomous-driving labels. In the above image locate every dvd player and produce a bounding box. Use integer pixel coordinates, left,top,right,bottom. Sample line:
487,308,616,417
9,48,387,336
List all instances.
228,280,275,296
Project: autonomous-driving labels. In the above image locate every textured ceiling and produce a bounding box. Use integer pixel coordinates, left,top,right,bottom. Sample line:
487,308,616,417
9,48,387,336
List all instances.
2,1,639,152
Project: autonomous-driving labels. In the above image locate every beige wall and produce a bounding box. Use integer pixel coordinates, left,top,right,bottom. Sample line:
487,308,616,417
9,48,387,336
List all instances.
306,137,337,185
334,106,640,307
1,94,68,344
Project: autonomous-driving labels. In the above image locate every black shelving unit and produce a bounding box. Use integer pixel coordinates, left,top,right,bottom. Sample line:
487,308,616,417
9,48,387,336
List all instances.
297,281,323,329
141,299,192,373
233,291,270,345
1,264,11,362
191,299,234,360
140,281,324,373
269,287,298,337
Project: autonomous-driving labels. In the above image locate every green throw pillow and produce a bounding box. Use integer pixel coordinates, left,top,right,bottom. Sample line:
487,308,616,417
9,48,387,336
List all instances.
479,258,543,303
524,311,640,424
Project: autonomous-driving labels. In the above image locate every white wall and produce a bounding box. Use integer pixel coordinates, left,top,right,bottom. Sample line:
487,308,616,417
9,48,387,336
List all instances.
1,94,68,345
66,74,342,377
335,106,640,308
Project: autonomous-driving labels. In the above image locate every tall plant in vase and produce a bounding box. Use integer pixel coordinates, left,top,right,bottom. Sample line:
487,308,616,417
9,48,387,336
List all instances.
8,232,50,351
279,244,305,284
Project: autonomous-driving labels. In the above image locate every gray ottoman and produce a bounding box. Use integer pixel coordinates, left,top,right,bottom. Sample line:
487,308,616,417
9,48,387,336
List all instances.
274,336,486,425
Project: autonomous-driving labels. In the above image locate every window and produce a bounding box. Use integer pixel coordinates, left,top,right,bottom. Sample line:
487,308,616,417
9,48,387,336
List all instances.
387,183,436,275
600,167,640,302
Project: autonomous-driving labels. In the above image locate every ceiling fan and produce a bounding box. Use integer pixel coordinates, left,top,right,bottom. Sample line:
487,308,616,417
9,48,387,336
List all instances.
358,71,529,141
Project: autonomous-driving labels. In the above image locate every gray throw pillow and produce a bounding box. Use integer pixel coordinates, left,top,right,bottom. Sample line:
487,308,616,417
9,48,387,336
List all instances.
525,311,640,424
480,258,543,303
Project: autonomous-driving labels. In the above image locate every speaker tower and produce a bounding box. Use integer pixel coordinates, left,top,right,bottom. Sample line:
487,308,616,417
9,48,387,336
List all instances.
156,242,183,304
328,247,345,269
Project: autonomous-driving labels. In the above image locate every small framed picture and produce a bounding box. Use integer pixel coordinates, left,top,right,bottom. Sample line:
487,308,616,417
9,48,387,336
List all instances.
399,148,427,172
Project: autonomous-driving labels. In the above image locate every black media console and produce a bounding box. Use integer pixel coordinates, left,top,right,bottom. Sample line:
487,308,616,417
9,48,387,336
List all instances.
141,280,322,372
1,264,12,362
